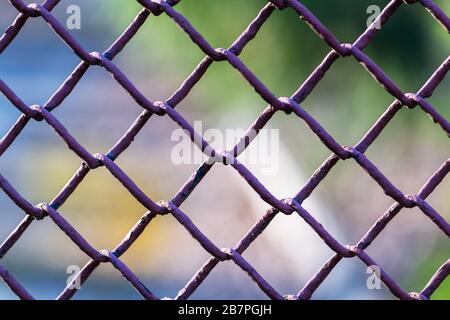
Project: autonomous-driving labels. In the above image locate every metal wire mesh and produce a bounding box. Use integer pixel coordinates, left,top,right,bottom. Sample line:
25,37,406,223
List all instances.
0,0,449,300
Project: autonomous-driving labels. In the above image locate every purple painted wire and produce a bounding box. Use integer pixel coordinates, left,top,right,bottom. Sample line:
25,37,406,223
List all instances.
0,0,448,300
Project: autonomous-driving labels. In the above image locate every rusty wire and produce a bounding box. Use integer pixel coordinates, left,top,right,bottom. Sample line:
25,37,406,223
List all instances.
0,0,449,300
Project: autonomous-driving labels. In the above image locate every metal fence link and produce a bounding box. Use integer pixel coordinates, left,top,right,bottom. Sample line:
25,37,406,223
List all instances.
0,0,449,300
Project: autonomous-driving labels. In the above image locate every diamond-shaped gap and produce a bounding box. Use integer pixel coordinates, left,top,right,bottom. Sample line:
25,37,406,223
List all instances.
0,116,85,205
50,64,145,152
299,156,395,245
363,205,449,297
236,0,337,98
0,214,89,299
52,164,163,250
0,11,80,103
239,211,338,297
105,0,206,101
364,101,450,194
112,111,198,203
296,56,396,145
172,163,266,248
115,212,212,299
232,106,332,200
362,1,449,91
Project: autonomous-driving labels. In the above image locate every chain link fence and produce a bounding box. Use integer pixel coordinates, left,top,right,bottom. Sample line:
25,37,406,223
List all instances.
0,0,449,300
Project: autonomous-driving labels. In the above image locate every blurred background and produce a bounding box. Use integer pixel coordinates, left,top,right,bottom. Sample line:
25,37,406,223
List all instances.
0,0,448,299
